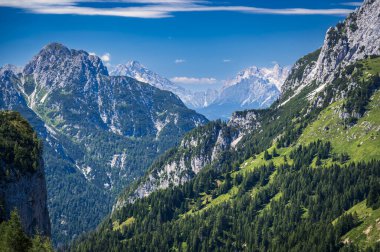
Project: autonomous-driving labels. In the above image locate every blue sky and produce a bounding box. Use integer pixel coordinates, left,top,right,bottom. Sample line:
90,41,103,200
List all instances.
0,0,362,90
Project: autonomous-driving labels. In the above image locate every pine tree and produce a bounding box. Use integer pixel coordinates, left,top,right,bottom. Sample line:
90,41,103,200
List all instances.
0,210,31,252
367,180,380,209
263,150,270,160
272,148,278,157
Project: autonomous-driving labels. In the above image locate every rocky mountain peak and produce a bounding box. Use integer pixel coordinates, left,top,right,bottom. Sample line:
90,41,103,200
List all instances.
111,61,289,119
111,61,174,89
281,0,380,102
21,43,109,110
41,42,71,57
224,64,289,91
0,43,209,243
208,64,289,118
0,64,22,76
311,0,380,82
24,42,108,77
127,60,143,68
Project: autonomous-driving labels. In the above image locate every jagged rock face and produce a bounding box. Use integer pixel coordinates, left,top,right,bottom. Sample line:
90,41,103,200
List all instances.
197,64,288,119
280,49,321,101
121,122,230,203
0,70,28,110
23,43,107,110
111,61,174,90
311,0,380,84
281,0,380,102
0,112,51,237
13,42,207,140
0,64,22,76
114,109,262,209
228,110,261,133
0,161,51,236
217,65,286,108
0,43,208,244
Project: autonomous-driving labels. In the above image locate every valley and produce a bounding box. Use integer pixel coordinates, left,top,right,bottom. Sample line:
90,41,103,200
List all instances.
0,0,379,251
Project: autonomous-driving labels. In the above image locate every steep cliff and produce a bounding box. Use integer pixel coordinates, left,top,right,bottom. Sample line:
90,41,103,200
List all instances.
0,111,50,237
281,0,380,104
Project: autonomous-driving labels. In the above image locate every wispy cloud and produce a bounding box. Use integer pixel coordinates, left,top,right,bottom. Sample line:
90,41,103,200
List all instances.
174,59,186,64
340,2,363,7
223,59,231,63
0,0,355,18
170,76,217,85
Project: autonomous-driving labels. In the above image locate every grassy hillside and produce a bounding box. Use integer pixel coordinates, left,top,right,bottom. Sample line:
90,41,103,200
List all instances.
298,58,380,162
333,200,380,248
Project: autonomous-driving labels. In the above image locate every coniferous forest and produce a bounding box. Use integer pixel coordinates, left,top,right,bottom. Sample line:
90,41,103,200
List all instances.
1,0,380,251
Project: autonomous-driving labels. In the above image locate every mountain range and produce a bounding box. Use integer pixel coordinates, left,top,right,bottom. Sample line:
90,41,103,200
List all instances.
1,0,380,250
111,61,289,120
70,0,380,251
113,0,380,207
0,43,207,245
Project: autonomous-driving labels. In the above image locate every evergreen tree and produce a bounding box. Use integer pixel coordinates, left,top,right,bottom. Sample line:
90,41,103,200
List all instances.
367,180,380,209
263,150,270,160
0,210,30,252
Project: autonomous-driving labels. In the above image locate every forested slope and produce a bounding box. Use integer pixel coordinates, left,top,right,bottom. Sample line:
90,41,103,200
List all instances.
71,57,380,252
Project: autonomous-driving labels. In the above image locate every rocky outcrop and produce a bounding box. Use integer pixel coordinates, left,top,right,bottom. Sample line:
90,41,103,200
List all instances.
117,122,230,204
0,161,51,236
281,0,380,103
310,0,380,84
220,64,289,106
0,111,51,237
114,108,262,209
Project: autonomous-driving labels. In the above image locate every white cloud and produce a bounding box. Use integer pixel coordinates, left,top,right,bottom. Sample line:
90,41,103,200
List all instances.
170,76,217,85
341,2,363,7
101,53,111,63
174,59,186,64
223,59,231,63
0,0,355,19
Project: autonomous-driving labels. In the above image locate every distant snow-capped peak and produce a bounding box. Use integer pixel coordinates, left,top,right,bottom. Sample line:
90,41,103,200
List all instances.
110,61,174,90
109,61,216,109
0,64,23,75
224,64,289,91
108,60,290,119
